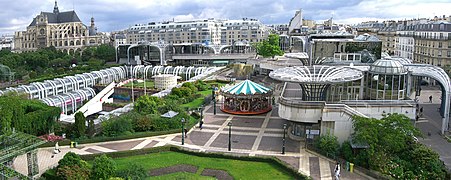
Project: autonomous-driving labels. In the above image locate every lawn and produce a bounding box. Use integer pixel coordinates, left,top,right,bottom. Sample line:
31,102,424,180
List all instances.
181,81,229,109
113,151,294,179
148,172,215,180
123,80,155,89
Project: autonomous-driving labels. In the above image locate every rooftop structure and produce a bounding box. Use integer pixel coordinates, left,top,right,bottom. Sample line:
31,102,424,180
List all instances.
221,80,272,115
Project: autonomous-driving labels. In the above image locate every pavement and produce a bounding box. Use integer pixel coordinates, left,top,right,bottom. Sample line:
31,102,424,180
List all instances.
412,87,451,171
12,105,371,180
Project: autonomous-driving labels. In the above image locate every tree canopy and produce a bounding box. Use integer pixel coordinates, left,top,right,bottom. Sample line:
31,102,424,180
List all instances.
254,34,284,58
350,114,447,179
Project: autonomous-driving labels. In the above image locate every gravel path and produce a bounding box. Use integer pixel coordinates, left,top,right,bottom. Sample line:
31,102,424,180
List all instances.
148,164,198,176
201,168,233,180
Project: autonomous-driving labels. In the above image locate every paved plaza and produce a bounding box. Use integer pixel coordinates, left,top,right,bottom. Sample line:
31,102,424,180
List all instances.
13,104,370,180
413,87,451,170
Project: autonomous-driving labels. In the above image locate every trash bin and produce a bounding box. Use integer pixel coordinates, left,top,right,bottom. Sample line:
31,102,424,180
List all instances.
350,163,354,173
70,141,75,148
346,162,350,171
74,142,78,148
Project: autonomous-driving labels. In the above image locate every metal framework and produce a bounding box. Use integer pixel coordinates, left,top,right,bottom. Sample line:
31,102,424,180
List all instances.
0,132,45,179
0,64,14,82
269,66,364,84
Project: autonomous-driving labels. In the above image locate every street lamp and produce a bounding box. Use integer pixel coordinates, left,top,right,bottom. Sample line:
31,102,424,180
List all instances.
212,87,217,115
282,123,287,154
181,118,186,145
228,122,232,151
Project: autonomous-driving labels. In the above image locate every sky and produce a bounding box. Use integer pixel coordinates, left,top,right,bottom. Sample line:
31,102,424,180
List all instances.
0,0,450,35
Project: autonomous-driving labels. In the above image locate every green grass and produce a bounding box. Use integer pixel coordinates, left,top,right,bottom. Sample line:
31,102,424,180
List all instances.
123,80,155,89
147,172,215,180
112,151,294,179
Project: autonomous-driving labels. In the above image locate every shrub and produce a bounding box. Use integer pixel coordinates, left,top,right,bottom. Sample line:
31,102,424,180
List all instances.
314,132,339,158
132,115,153,132
116,163,147,180
101,115,134,137
340,140,354,162
57,152,90,180
74,112,86,138
91,154,117,180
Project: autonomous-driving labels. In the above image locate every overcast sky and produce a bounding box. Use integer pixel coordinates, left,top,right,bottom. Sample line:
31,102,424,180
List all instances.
0,0,450,35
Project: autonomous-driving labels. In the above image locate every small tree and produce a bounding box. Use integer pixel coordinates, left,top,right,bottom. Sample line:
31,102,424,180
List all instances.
57,152,91,179
74,112,86,137
91,154,117,180
254,34,284,58
315,132,340,158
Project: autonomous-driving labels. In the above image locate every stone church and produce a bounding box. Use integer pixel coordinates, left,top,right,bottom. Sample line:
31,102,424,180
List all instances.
14,1,110,53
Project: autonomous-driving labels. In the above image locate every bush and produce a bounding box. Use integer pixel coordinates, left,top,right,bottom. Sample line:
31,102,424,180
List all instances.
57,152,91,180
132,115,153,132
116,163,147,180
314,132,339,158
101,115,134,137
91,154,117,180
340,140,354,162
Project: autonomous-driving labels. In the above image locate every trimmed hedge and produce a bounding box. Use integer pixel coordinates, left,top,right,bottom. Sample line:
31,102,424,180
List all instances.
77,145,310,180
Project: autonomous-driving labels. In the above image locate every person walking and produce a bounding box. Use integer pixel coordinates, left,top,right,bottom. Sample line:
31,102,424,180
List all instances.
184,128,188,138
55,142,61,153
420,107,423,117
199,120,204,130
429,95,433,103
334,162,341,180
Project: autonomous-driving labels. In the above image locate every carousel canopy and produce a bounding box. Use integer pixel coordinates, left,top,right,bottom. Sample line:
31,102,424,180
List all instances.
222,80,271,95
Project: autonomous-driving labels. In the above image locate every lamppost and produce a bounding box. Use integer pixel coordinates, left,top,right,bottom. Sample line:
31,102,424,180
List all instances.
212,87,217,115
282,123,287,154
181,118,186,145
228,122,232,151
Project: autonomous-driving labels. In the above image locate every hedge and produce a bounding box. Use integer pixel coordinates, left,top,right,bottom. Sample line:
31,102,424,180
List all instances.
76,145,310,180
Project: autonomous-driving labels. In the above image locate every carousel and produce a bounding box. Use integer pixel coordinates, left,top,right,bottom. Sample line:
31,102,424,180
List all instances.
220,80,273,115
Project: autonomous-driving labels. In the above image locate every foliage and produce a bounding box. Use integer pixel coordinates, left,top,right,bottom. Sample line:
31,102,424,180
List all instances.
339,140,354,162
350,113,447,179
0,45,115,83
57,152,91,180
56,164,91,180
116,162,147,180
132,114,154,132
314,132,340,158
101,114,134,137
0,94,60,136
74,112,86,138
91,154,117,180
254,34,284,58
134,95,162,114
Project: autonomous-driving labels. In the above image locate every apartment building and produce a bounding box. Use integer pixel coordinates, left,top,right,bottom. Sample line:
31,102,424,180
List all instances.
413,22,451,66
126,18,269,45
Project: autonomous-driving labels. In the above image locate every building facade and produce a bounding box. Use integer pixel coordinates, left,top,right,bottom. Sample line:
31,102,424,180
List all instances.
126,18,269,45
413,22,451,67
14,1,109,53
0,35,14,51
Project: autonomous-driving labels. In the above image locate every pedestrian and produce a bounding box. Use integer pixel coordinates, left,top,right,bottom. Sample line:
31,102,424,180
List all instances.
184,128,188,138
334,162,341,180
199,120,204,130
429,95,433,103
420,107,423,116
55,142,61,153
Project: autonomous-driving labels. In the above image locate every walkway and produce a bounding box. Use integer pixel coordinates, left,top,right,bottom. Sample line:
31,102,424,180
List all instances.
13,105,371,180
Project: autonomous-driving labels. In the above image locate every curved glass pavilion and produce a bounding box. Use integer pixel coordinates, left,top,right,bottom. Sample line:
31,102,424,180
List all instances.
220,80,273,115
269,56,451,141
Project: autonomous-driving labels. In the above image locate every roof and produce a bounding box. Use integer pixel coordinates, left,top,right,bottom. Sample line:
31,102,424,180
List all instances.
269,66,364,84
369,59,407,75
161,110,179,118
29,11,81,26
222,80,271,95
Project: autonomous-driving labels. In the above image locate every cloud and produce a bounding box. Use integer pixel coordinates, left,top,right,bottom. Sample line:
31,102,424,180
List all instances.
0,0,449,35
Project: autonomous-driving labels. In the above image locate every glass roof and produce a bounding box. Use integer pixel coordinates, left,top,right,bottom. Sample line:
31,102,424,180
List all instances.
369,59,407,75
269,66,364,84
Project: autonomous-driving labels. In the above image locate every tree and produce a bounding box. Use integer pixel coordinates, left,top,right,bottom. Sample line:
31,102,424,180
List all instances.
254,34,284,58
134,95,162,114
95,44,116,62
91,154,117,180
74,112,86,137
57,152,91,179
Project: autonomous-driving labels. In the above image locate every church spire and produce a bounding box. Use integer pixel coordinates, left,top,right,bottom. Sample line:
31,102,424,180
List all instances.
53,0,59,14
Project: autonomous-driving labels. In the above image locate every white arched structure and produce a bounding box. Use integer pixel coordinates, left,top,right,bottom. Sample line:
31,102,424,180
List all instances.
406,64,451,134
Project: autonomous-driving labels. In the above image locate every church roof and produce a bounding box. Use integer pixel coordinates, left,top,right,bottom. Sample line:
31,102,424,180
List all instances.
29,11,82,26
222,80,271,95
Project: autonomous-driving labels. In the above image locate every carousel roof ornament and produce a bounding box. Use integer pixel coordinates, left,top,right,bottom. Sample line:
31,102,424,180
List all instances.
222,80,271,95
